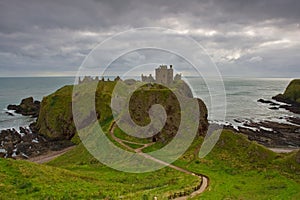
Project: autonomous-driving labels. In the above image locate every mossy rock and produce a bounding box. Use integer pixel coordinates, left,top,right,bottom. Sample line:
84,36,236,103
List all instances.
283,79,300,103
273,79,300,104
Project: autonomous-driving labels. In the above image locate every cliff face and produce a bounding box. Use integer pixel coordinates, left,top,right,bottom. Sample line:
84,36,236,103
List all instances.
36,85,75,141
36,80,208,142
128,83,208,143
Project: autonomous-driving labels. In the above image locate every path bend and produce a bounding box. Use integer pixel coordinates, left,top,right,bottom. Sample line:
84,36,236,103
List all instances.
109,121,209,199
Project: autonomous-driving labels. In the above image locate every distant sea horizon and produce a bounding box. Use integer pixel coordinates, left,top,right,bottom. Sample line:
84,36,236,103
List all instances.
0,76,298,131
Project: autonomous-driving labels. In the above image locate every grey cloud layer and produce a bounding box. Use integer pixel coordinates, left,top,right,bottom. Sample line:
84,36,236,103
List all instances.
0,0,299,76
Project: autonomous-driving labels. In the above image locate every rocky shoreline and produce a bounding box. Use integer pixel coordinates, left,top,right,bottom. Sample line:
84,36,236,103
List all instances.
0,97,74,159
0,126,74,159
272,95,300,114
257,97,300,114
247,89,299,148
214,111,300,149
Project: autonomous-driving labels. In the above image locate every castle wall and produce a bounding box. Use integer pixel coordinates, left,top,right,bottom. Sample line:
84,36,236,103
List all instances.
167,68,173,85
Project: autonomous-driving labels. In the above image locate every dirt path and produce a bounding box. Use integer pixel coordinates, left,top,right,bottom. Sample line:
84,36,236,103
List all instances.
109,122,209,199
28,146,75,164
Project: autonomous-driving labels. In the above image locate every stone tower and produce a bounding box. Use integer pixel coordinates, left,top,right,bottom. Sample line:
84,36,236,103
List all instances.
155,65,173,85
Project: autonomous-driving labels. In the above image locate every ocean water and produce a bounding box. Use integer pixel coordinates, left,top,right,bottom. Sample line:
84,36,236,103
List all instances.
0,76,298,131
0,77,74,130
190,77,299,127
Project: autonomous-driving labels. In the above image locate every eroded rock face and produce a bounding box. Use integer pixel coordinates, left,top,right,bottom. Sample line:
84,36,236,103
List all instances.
7,97,40,117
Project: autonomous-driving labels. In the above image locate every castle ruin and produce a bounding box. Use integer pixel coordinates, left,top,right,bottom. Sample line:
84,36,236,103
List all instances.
141,65,181,85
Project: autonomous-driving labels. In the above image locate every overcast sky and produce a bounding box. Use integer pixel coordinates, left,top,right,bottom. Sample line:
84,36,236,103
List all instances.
0,0,299,77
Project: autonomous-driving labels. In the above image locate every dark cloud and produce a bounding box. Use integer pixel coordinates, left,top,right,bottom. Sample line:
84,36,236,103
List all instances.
0,0,299,76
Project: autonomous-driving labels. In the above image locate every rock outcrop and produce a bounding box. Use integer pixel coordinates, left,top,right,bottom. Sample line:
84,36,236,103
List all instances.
7,97,40,117
272,79,300,114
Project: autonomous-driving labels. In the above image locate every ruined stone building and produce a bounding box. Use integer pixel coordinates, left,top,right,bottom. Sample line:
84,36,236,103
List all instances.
141,65,181,85
155,65,174,85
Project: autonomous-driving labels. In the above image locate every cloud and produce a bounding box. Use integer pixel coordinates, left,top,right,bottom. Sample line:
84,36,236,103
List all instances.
0,0,299,77
248,56,263,63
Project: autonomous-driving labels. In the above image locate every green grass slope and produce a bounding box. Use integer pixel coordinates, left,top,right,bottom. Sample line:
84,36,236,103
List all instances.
0,142,199,199
1,128,299,199
174,130,300,199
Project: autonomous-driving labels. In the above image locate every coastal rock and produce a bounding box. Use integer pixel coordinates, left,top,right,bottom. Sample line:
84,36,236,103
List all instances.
0,127,74,159
257,99,274,104
278,104,300,114
272,79,300,114
0,129,21,145
269,106,279,110
5,111,14,116
20,127,30,135
257,99,281,110
225,119,300,148
29,122,39,134
287,117,300,125
7,97,40,117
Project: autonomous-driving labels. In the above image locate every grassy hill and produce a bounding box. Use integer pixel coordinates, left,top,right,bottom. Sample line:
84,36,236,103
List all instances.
174,130,300,199
1,129,299,199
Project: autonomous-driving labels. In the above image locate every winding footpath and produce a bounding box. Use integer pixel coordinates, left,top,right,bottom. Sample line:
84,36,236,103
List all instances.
29,146,75,164
109,122,209,199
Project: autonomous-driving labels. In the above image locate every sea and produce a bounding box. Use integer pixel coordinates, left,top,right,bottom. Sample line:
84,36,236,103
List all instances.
0,77,299,131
